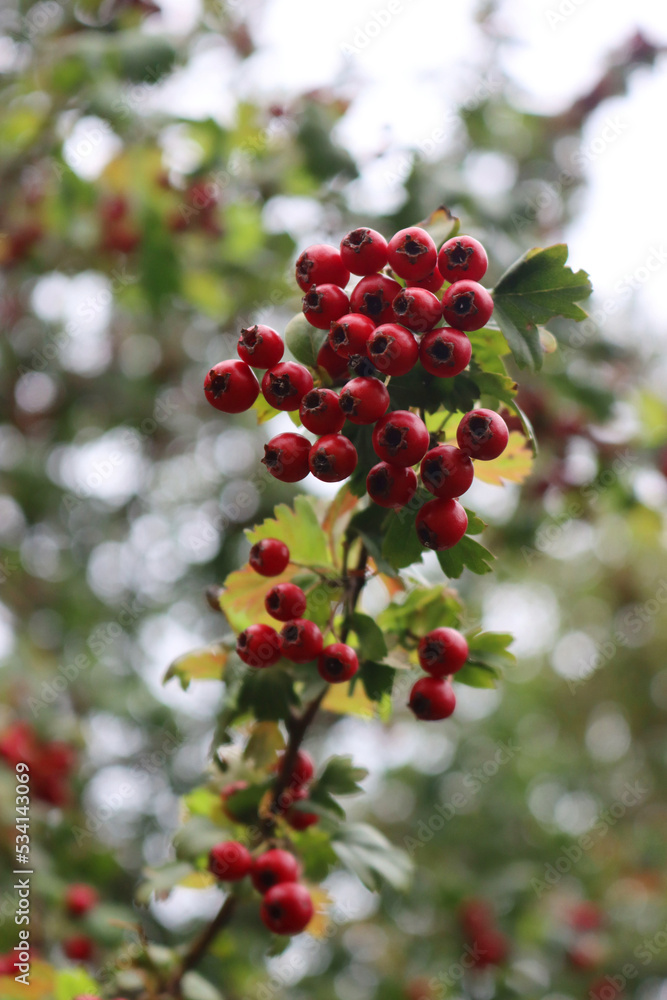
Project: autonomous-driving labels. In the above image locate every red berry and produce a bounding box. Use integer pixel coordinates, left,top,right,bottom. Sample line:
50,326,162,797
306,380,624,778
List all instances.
419,327,471,378
236,624,282,668
387,226,437,281
273,749,315,786
262,433,311,482
249,538,290,576
569,902,604,932
286,787,319,830
237,325,284,369
328,312,376,358
416,498,468,550
302,284,350,329
265,582,307,622
260,882,314,935
317,340,349,378
367,462,418,509
350,274,402,326
441,280,494,332
392,287,442,333
299,388,345,434
470,928,508,968
318,642,359,683
208,840,253,881
262,362,313,411
460,898,495,937
296,244,350,292
220,780,249,820
339,377,389,425
418,627,469,676
65,884,99,918
367,324,419,376
339,227,388,275
204,360,259,413
407,267,444,294
457,409,509,461
408,676,456,721
100,195,128,223
279,619,323,663
420,445,474,500
251,849,301,894
438,235,488,283
63,935,94,962
309,434,358,482
372,410,429,467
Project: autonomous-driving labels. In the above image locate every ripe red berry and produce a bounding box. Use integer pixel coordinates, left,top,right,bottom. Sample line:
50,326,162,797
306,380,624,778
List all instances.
438,235,488,283
299,388,345,434
279,619,323,663
249,538,290,576
366,462,418,509
260,882,314,935
273,748,314,786
63,935,94,961
349,273,402,326
265,582,307,622
295,244,350,292
470,928,508,968
262,362,313,411
339,377,389,425
367,324,419,376
387,226,437,281
318,643,359,683
407,267,444,293
208,840,253,881
251,849,301,894
236,624,282,668
237,325,284,369
262,433,311,483
408,676,456,721
328,313,376,358
317,340,349,378
286,787,319,830
419,327,471,377
372,410,429,467
441,280,494,331
220,780,249,820
392,287,442,333
339,227,389,275
416,498,468,550
309,434,358,482
65,884,99,918
302,283,350,329
418,627,469,676
457,409,509,461
420,445,474,500
204,360,259,413
460,898,495,937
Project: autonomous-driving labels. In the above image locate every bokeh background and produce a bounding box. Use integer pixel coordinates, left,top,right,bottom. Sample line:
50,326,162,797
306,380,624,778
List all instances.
2,0,667,997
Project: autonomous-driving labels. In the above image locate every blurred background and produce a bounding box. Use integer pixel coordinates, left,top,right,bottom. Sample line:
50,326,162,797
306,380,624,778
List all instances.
2,0,667,997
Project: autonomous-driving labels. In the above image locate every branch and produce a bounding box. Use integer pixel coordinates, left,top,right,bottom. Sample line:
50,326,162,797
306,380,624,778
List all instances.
165,893,237,996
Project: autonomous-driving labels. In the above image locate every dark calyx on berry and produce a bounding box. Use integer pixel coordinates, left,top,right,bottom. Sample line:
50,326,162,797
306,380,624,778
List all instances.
301,390,325,415
410,691,431,715
398,234,428,262
304,285,323,311
240,325,260,349
207,370,230,397
282,623,299,643
468,414,493,441
339,393,358,416
311,450,334,476
343,228,370,250
266,592,281,612
443,242,474,269
416,520,437,548
322,656,344,677
449,290,477,318
367,464,391,496
369,335,388,357
425,339,453,363
296,256,314,284
361,292,384,319
265,372,297,401
262,445,281,470
378,421,408,455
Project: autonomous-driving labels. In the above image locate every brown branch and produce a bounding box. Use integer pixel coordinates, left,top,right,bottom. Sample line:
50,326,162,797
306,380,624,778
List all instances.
165,893,237,996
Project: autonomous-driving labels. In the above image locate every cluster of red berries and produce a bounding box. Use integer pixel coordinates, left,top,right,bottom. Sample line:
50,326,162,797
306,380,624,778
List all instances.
223,748,319,831
408,627,468,721
459,898,509,969
204,227,509,551
58,884,100,964
0,722,75,806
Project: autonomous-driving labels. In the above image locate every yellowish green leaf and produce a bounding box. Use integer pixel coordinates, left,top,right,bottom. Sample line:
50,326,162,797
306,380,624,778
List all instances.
472,431,534,486
164,643,230,690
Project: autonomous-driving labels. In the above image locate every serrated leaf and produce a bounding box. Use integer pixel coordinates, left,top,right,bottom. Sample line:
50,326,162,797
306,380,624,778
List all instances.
358,660,396,703
284,312,327,368
472,431,534,486
467,630,516,671
316,755,368,795
247,496,331,567
381,489,431,570
437,535,495,579
243,721,285,768
470,368,518,407
172,818,229,863
415,205,460,248
305,786,346,819
344,612,388,660
463,509,487,535
164,643,230,690
455,662,500,688
378,586,462,639
322,680,376,718
331,822,414,892
237,668,299,722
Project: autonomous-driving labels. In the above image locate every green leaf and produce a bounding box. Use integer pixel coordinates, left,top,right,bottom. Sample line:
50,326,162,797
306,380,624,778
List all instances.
466,630,516,672
359,660,396,703
437,535,495,579
344,612,388,660
243,721,285,767
492,244,592,370
463,509,487,535
316,755,368,795
345,424,378,498
237,668,299,722
306,786,346,820
378,586,461,640
292,826,339,883
163,642,230,690
246,496,331,567
331,822,414,892
55,969,100,1000
345,505,395,576
139,207,181,312
381,493,429,570
136,861,200,904
171,819,228,864
455,662,501,688
182,971,225,1000
284,313,327,368
415,205,460,248
469,367,518,408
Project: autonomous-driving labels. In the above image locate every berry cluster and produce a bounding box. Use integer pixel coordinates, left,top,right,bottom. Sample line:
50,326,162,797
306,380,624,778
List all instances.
204,227,510,551
408,627,468,721
459,898,509,969
0,722,75,806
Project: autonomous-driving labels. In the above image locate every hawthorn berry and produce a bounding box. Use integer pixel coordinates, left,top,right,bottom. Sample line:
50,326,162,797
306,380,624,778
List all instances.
317,340,349,378
279,619,323,663
309,434,358,482
438,235,488,283
208,840,253,881
349,273,402,326
299,388,345,434
260,882,314,935
262,433,311,483
318,643,359,683
251,849,301,894
302,283,350,329
236,624,282,668
470,928,508,968
441,280,494,331
220,780,249,821
460,898,495,937
387,226,437,281
408,676,456,721
63,935,94,962
392,287,442,333
262,362,313,411
265,582,307,622
339,377,389,425
366,462,418,509
415,498,468,550
204,360,259,413
367,323,419,376
339,227,389,275
328,312,376,358
65,884,99,918
249,538,290,576
457,408,509,461
237,325,284,368
273,748,315,786
419,327,472,378
418,627,469,676
420,445,474,500
286,787,319,830
372,410,430,467
295,244,350,292
407,266,444,294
